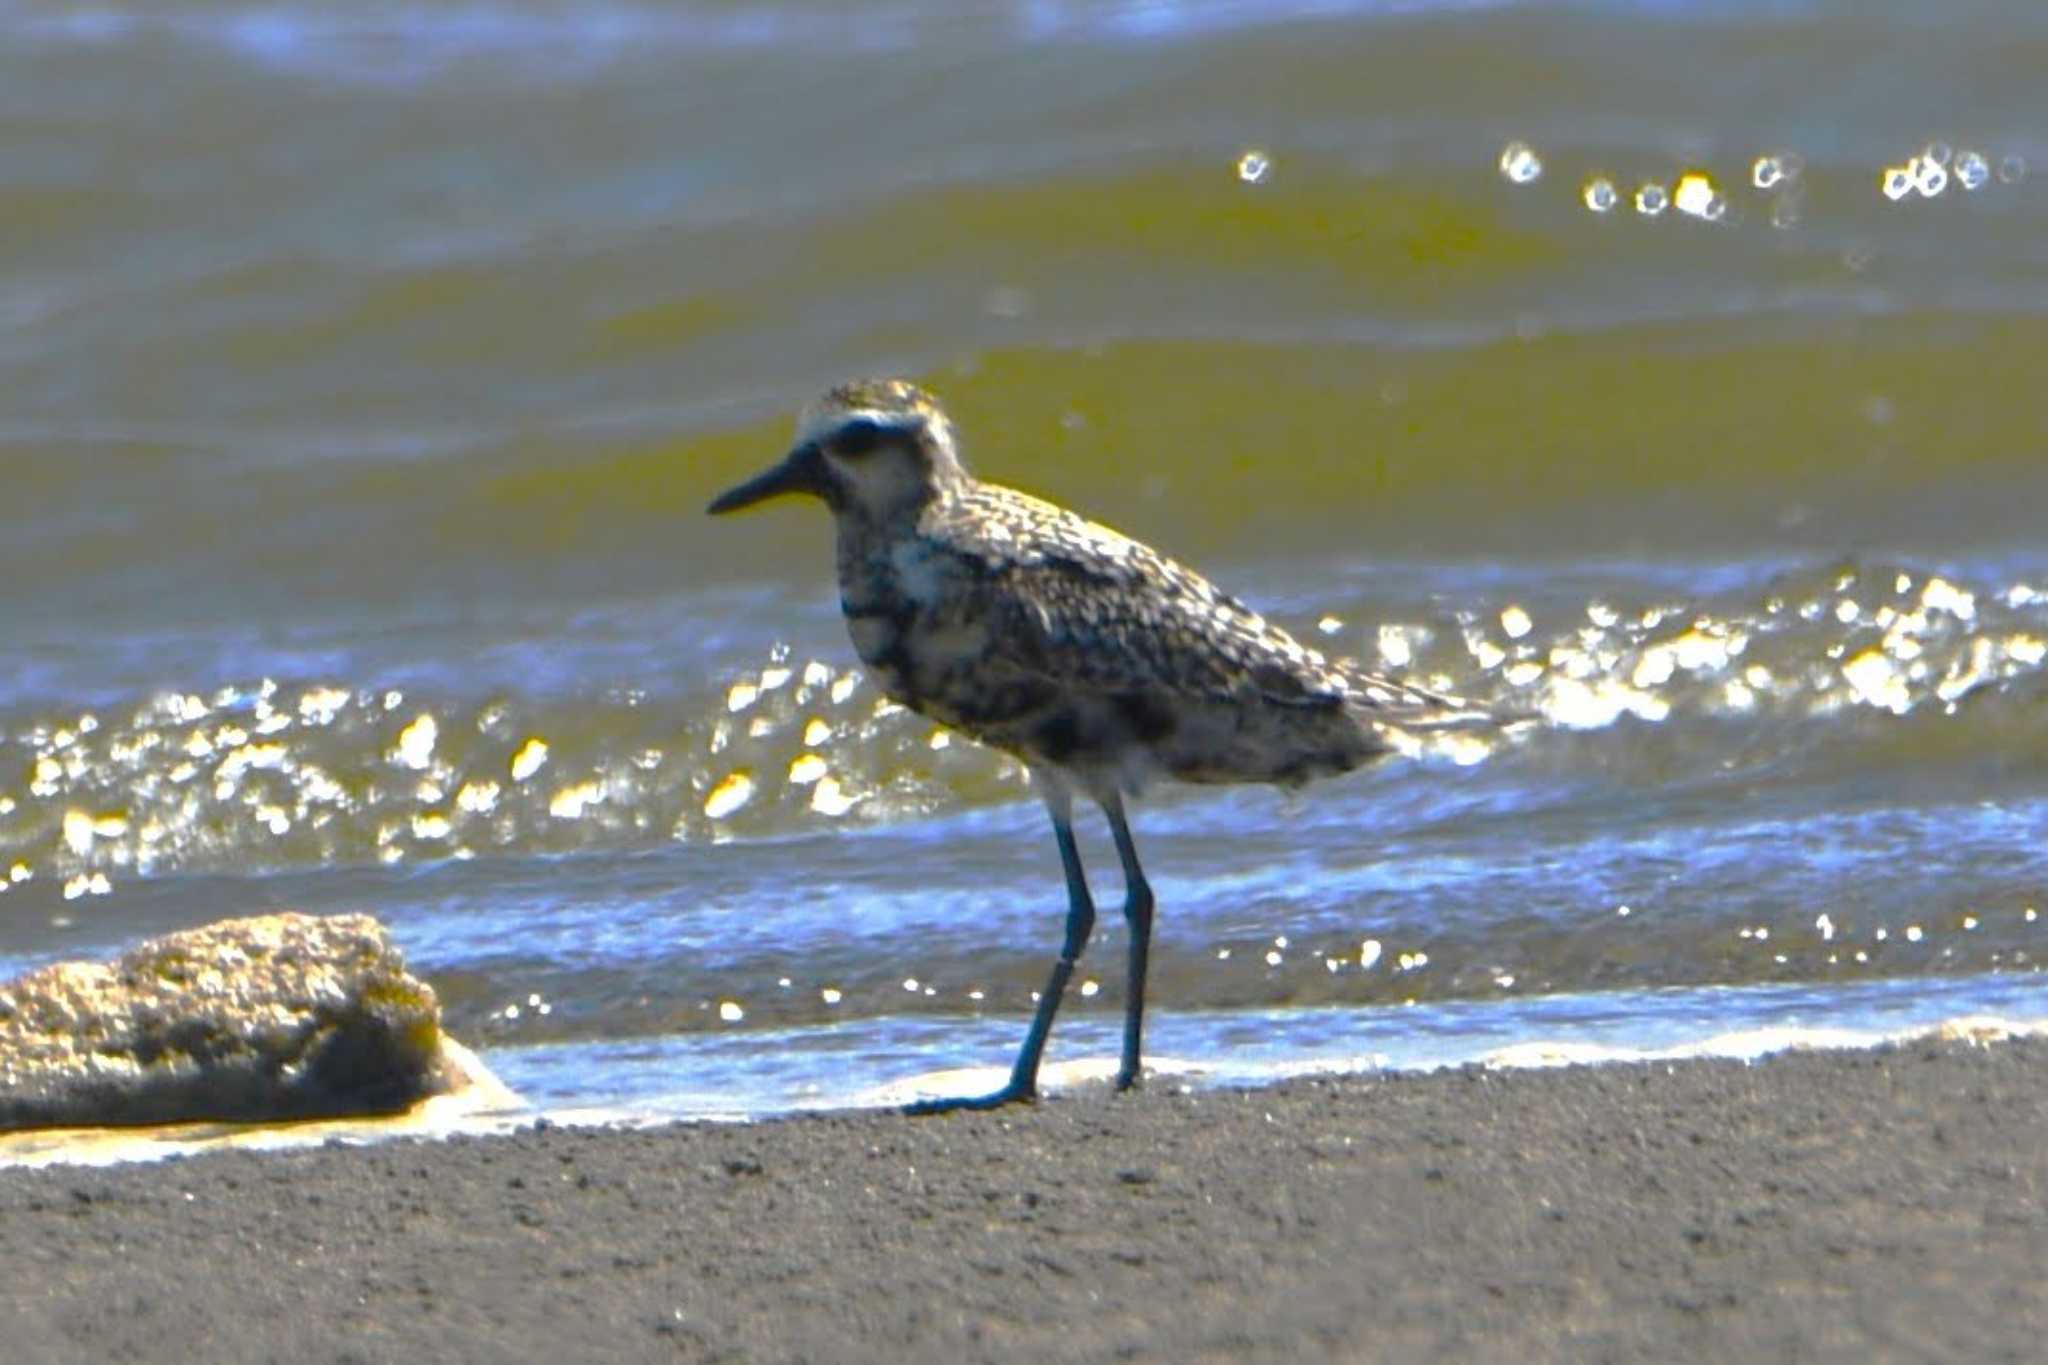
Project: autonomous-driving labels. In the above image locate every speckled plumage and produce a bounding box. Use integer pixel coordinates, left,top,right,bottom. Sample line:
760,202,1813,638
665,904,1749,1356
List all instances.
847,478,1476,793
708,379,1495,1113
803,381,1486,798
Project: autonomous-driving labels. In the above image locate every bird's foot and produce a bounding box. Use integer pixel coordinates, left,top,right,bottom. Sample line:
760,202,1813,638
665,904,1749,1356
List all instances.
902,1084,1036,1117
1114,1069,1142,1094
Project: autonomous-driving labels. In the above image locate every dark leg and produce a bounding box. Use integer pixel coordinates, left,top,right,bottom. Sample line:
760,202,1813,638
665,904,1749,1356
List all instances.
904,785,1096,1115
1103,793,1154,1092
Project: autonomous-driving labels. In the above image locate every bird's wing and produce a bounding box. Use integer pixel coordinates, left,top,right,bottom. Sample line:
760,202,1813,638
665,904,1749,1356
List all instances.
939,486,1486,725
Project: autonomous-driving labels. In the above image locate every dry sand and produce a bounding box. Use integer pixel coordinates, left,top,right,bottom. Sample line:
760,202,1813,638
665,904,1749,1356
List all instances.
2,1038,2044,1363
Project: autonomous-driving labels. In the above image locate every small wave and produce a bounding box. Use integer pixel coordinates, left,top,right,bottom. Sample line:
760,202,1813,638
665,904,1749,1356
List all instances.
2,557,2042,906
478,972,2048,1121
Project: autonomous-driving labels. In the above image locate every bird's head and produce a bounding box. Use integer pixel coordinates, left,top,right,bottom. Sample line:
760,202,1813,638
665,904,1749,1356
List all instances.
707,379,968,522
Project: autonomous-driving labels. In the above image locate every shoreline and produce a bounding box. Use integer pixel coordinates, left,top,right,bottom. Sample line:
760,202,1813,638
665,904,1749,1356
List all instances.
2,1037,2044,1362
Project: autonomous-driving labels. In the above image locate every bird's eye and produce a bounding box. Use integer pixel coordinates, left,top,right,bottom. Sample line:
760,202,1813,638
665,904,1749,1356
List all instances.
832,419,885,457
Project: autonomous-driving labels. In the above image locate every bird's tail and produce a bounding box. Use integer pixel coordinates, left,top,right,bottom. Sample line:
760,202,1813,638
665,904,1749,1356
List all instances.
1340,666,1536,732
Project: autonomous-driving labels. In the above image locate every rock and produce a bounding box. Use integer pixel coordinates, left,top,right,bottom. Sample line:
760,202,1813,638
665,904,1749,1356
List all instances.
0,913,470,1131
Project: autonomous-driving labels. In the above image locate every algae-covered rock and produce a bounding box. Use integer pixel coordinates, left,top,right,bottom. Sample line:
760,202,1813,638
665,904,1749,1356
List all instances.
0,913,460,1131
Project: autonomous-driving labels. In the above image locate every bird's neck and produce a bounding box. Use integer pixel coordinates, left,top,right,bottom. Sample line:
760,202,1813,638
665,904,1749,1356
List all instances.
830,480,967,610
833,470,972,542
833,502,912,597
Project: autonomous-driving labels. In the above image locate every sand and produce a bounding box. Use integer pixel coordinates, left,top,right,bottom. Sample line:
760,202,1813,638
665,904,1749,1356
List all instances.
1,1037,2044,1364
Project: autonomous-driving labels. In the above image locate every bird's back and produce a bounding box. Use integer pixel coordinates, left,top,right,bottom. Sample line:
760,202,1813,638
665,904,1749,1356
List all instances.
836,478,1488,796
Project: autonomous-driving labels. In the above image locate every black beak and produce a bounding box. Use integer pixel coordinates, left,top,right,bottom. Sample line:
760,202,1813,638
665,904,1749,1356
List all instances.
706,443,825,515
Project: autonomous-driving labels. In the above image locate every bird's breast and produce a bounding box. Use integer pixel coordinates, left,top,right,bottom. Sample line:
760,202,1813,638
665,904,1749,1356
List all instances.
841,602,913,679
838,533,962,662
835,529,1068,744
840,594,1004,712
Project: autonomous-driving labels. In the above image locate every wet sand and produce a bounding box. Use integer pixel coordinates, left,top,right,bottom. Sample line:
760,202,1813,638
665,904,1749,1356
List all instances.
2,1038,2043,1364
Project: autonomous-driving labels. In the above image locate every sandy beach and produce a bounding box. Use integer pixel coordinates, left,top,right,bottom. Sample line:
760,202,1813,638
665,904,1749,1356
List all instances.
2,1037,2042,1363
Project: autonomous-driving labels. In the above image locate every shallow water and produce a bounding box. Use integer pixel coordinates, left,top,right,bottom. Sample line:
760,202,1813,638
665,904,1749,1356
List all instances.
3,0,2045,1119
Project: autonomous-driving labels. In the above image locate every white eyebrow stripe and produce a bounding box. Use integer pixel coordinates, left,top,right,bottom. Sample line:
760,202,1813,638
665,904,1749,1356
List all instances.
800,408,924,444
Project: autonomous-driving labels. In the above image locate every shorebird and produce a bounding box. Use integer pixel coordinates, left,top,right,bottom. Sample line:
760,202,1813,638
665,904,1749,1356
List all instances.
708,380,1496,1114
